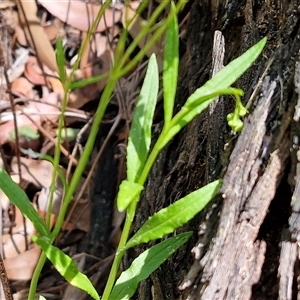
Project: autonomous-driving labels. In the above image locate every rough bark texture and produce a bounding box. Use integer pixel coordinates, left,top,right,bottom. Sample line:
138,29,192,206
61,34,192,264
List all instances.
132,0,300,299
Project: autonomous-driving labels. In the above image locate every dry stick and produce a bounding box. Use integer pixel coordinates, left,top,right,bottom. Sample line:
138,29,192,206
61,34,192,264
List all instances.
0,253,12,300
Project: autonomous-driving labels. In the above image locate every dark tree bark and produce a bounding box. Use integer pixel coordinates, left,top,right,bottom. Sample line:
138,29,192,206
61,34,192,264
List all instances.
132,0,300,299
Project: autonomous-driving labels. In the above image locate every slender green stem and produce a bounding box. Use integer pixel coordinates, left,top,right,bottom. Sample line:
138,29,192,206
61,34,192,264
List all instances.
101,201,136,299
51,77,117,241
28,252,47,300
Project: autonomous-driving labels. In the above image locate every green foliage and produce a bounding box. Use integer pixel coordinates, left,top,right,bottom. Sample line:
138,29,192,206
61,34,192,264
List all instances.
109,232,192,300
163,2,179,125
125,180,222,250
33,236,100,300
227,92,248,132
117,180,144,212
57,127,81,142
0,1,266,299
8,125,39,141
127,54,159,183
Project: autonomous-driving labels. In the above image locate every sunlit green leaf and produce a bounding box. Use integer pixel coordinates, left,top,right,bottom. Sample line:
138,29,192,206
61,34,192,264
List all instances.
125,180,222,249
127,54,159,182
0,168,50,237
109,232,192,300
117,180,144,212
159,38,266,147
33,236,100,300
185,37,266,106
163,2,178,125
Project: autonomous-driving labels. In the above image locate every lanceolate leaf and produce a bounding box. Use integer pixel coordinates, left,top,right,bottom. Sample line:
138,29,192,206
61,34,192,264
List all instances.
70,73,108,89
33,236,100,300
127,54,159,182
159,38,266,148
125,180,222,249
163,2,178,125
185,37,266,106
0,168,50,237
109,232,192,300
117,180,144,212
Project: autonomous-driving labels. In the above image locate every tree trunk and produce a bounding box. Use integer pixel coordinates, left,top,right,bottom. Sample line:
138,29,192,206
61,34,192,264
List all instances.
133,0,300,299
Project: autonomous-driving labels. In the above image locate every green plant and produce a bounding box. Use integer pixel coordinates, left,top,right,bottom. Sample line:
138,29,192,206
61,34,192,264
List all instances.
0,1,266,299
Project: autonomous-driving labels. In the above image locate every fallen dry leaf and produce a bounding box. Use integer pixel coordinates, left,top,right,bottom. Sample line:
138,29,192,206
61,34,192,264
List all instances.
11,157,54,189
42,17,61,42
38,0,122,32
17,0,58,72
0,0,15,9
11,77,34,97
24,56,47,85
4,246,41,280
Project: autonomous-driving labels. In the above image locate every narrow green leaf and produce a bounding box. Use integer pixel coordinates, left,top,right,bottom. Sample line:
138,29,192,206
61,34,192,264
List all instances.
161,37,266,142
127,54,159,182
56,36,66,83
185,37,266,106
33,236,100,300
117,180,144,212
163,2,178,125
161,88,241,149
109,232,192,300
0,168,50,237
70,73,108,89
125,180,222,249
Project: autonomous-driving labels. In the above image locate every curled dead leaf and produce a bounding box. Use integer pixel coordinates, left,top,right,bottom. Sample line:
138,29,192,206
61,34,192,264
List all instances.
17,0,58,72
42,17,61,42
24,56,47,85
11,77,34,97
4,246,41,280
11,157,54,189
